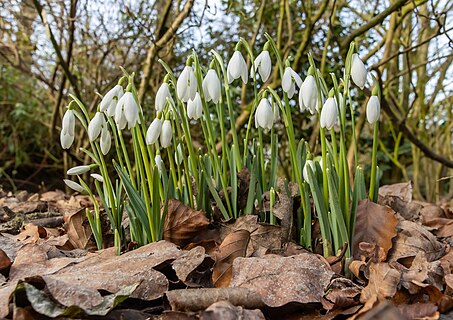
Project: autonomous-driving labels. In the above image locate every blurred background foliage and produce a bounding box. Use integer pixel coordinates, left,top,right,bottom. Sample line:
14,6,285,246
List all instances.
0,0,452,203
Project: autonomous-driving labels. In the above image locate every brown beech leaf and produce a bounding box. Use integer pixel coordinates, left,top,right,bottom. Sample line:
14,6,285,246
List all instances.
322,277,362,311
0,249,11,274
13,223,47,243
353,200,398,260
360,262,400,303
200,300,265,320
229,253,334,307
171,246,212,286
163,200,210,247
397,302,438,320
423,217,453,237
389,220,447,264
378,181,413,203
65,208,92,249
212,230,250,288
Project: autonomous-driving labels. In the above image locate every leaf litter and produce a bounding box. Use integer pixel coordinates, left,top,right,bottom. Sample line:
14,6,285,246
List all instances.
1,183,453,319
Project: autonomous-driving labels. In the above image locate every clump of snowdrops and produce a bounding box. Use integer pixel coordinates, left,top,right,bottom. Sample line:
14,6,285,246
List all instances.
61,34,381,258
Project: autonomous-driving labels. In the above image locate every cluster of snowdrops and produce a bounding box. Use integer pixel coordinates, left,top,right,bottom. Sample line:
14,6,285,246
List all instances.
60,35,381,258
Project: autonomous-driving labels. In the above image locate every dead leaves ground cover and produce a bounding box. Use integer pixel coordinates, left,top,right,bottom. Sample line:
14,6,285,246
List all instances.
1,182,453,319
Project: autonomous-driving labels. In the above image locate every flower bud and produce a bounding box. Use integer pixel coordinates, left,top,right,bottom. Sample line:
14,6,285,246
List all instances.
202,69,221,103
146,118,162,145
67,165,91,175
64,179,85,193
155,154,163,174
155,83,174,112
90,173,104,183
320,97,338,130
351,54,367,89
160,120,172,148
303,160,315,182
366,95,380,124
255,98,274,130
299,75,318,114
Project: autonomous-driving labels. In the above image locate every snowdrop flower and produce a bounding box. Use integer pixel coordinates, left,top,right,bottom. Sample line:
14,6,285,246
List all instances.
88,112,106,141
146,118,162,145
175,144,183,165
299,74,318,114
255,98,274,130
227,51,248,84
90,173,104,183
160,120,172,148
187,92,203,120
67,165,91,175
303,160,316,182
202,69,221,103
64,179,84,193
115,92,140,129
60,109,75,149
320,97,338,130
100,85,124,117
177,65,197,102
155,154,163,174
366,95,380,124
100,127,111,155
251,50,271,82
351,54,367,89
155,83,174,112
282,67,302,98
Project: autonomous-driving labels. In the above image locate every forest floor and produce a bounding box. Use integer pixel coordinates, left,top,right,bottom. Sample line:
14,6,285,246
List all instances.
1,182,453,319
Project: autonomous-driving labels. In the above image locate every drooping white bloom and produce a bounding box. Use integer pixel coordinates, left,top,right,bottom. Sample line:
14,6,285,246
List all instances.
90,173,104,183
67,165,91,175
251,50,272,82
227,51,248,84
64,179,84,193
366,95,380,124
202,69,221,103
155,83,174,112
187,92,203,120
100,127,111,155
282,67,302,98
60,109,75,149
320,97,338,130
303,160,316,182
299,75,318,114
351,54,367,89
88,112,106,141
255,98,274,130
177,66,197,102
146,118,162,145
155,154,163,174
160,120,172,148
100,85,124,117
115,92,140,129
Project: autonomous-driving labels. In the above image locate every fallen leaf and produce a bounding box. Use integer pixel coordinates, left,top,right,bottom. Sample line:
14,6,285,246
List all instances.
166,288,264,312
423,217,453,237
163,200,210,247
271,179,298,243
379,181,413,203
349,294,378,320
353,200,398,260
172,246,212,286
229,253,334,308
212,230,250,288
322,277,362,311
200,300,265,320
389,220,447,264
220,215,281,256
396,302,438,320
360,262,400,303
13,223,47,243
354,300,403,320
65,208,93,249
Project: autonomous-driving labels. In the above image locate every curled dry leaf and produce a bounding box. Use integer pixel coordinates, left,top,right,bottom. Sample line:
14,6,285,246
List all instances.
13,223,47,243
321,277,362,311
378,181,413,203
163,199,210,247
212,229,250,288
172,246,214,286
397,302,438,320
65,208,93,250
200,300,265,320
360,262,400,303
229,253,334,308
389,220,447,264
353,200,398,260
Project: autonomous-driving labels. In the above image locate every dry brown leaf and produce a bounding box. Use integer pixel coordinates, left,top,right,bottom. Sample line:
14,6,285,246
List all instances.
423,217,453,237
172,246,212,286
64,208,92,249
360,262,401,303
379,182,413,203
0,249,11,273
200,300,265,320
220,215,281,256
13,223,47,243
397,303,439,320
163,200,210,247
389,220,447,264
229,253,334,307
353,200,398,260
322,278,362,311
212,229,250,288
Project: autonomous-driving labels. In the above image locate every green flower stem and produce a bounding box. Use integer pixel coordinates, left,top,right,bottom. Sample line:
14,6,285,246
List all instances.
369,121,379,202
78,178,102,250
117,129,135,187
106,117,125,170
329,129,339,172
210,50,242,171
320,127,329,205
258,128,266,193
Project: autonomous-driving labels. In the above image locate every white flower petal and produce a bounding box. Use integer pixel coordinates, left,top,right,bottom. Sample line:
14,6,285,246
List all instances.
255,98,274,130
282,67,293,93
366,96,380,124
64,179,85,193
177,66,190,101
351,54,367,89
146,118,162,145
320,97,338,130
90,173,104,183
60,131,74,149
88,112,104,141
160,120,172,148
100,128,111,155
67,165,91,175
